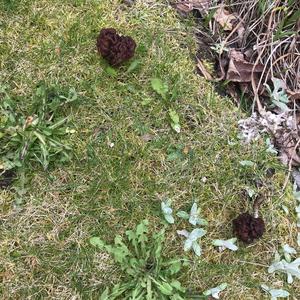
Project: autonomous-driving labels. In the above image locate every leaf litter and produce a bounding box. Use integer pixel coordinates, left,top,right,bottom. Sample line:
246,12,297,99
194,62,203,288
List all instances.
173,0,300,171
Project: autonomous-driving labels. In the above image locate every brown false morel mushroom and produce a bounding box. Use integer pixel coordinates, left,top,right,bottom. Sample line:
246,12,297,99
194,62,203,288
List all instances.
96,28,136,66
232,197,265,243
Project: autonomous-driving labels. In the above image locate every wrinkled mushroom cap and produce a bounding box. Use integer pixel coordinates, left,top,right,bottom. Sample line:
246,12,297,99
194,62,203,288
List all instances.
96,28,136,66
233,212,265,243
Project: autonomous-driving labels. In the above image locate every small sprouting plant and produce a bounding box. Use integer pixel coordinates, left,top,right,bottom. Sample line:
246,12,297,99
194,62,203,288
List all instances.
150,78,181,133
265,77,290,112
210,42,229,55
177,228,206,256
265,137,278,154
90,220,195,299
0,84,76,170
151,78,169,101
177,202,207,227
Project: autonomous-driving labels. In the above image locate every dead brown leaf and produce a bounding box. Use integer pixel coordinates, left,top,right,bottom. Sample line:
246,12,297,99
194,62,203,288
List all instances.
174,0,211,14
226,50,264,83
214,6,237,31
276,114,300,167
287,90,300,100
279,139,300,167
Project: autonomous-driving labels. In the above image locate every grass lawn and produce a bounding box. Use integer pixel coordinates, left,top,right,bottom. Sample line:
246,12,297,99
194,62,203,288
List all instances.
0,0,299,299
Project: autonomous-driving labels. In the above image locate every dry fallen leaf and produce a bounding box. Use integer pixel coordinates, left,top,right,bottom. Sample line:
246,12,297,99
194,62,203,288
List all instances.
174,0,211,14
287,90,300,100
226,50,264,82
278,130,300,167
214,6,237,31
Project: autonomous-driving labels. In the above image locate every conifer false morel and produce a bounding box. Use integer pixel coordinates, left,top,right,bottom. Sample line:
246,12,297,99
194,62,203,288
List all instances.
233,213,265,243
97,28,136,66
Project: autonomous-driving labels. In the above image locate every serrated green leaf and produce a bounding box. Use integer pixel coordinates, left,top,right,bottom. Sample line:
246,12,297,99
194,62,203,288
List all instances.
168,261,181,275
170,122,181,133
136,220,149,234
151,78,168,99
105,66,117,77
155,281,173,295
100,287,110,300
127,59,140,73
113,248,129,263
169,110,180,133
126,229,137,242
89,237,105,248
171,280,185,292
169,109,179,124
